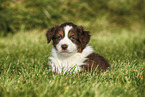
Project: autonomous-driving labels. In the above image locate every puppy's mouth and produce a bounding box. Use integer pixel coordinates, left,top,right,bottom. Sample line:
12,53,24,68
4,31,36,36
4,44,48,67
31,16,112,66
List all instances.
60,50,69,53
60,50,73,54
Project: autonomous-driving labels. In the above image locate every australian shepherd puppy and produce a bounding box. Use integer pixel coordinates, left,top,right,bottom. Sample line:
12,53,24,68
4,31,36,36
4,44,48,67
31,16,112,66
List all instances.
46,22,109,74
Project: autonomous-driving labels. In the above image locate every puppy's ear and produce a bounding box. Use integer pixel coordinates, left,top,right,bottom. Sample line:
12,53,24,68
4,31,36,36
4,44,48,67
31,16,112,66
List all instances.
77,26,90,51
46,25,59,43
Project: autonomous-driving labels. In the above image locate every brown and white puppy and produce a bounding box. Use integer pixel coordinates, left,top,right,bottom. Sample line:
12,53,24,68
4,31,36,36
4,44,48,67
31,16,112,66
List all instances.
46,22,109,74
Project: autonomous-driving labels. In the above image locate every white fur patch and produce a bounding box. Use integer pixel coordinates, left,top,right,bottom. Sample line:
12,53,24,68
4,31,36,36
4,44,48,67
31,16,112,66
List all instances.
64,25,72,36
49,46,94,74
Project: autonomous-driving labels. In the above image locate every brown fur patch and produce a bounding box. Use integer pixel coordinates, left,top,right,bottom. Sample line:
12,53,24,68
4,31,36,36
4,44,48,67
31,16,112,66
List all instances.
68,30,78,42
46,25,59,43
82,53,109,72
68,30,75,37
52,28,64,47
76,26,90,52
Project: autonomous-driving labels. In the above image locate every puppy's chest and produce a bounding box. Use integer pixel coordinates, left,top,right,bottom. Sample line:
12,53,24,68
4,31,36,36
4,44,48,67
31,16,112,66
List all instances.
49,54,86,73
57,56,85,66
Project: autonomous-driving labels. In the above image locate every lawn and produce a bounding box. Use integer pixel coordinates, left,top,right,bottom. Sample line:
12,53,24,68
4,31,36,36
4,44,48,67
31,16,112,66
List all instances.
0,28,144,97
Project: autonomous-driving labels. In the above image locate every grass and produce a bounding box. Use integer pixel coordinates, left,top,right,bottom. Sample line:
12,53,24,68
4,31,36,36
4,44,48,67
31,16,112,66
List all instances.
0,28,145,97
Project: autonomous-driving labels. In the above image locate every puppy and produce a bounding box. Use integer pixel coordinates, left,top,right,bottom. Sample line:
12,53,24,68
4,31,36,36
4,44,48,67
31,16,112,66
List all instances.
46,22,109,73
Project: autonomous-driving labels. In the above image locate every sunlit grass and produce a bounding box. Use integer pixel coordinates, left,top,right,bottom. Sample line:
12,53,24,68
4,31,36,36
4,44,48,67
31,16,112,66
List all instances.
0,28,145,97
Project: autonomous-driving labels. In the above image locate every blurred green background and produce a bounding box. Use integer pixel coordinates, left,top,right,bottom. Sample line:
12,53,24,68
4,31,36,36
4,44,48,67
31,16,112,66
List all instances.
0,0,145,36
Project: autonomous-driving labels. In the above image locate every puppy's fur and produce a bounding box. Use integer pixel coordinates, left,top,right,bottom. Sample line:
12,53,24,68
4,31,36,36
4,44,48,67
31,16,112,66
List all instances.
46,22,109,73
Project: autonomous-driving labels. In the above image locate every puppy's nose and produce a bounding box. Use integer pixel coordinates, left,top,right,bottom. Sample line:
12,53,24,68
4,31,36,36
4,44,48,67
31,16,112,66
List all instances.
61,44,68,50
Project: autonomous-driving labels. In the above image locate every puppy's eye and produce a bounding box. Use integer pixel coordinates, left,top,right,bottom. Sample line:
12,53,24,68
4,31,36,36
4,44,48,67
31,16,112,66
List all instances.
57,36,62,39
70,36,75,40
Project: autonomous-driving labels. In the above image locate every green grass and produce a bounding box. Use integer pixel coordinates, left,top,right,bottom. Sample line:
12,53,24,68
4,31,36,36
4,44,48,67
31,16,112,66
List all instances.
0,28,145,97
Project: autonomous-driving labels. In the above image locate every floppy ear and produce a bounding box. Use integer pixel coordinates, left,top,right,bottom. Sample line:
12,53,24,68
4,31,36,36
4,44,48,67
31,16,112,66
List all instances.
46,25,59,43
77,26,90,51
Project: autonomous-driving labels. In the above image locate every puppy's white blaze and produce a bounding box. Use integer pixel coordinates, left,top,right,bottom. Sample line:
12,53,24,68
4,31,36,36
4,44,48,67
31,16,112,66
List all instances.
64,25,72,37
56,25,77,54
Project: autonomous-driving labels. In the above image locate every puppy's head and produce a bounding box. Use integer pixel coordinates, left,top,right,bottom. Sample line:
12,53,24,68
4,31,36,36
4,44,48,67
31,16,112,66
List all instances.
46,22,90,55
